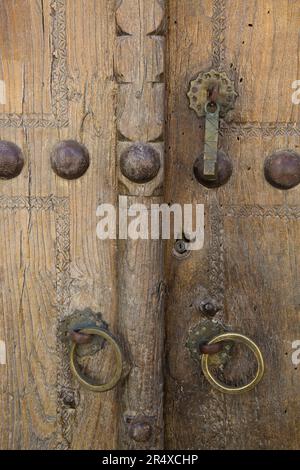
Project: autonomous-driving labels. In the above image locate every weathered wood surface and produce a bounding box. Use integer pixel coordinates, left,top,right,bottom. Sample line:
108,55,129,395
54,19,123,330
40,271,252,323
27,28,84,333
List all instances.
115,0,165,449
165,0,300,449
0,0,165,450
2,0,299,451
0,0,118,449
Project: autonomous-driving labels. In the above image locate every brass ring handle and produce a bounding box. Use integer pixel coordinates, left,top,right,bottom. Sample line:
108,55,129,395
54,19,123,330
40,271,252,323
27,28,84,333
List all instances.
201,332,265,394
70,327,123,392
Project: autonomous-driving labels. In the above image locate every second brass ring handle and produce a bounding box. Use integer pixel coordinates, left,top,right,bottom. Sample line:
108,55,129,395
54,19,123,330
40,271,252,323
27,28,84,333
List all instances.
70,326,123,392
201,332,265,394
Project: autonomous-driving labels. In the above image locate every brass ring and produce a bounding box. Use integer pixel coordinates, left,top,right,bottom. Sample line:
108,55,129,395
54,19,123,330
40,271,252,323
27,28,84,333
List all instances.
201,332,265,394
70,327,123,392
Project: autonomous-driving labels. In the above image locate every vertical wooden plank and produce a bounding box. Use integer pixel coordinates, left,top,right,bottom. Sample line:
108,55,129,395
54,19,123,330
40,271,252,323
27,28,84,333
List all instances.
115,0,166,449
164,1,215,449
60,0,118,450
0,0,118,449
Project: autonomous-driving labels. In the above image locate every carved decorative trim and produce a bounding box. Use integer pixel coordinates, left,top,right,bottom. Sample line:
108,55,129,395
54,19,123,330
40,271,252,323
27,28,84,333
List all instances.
115,0,165,196
225,205,300,219
212,0,226,70
209,202,225,307
220,122,300,138
0,195,73,449
0,0,68,128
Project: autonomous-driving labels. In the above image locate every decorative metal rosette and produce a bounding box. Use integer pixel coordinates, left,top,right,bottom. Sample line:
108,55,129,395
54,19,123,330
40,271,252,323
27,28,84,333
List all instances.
187,69,237,118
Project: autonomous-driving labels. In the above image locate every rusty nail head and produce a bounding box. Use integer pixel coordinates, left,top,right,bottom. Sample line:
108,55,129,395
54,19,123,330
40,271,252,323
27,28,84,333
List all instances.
195,296,221,317
128,422,153,443
203,302,216,315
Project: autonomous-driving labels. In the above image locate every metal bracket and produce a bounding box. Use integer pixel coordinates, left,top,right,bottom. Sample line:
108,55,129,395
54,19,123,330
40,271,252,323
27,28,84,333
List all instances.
186,319,232,368
203,103,220,178
59,308,108,358
187,69,237,118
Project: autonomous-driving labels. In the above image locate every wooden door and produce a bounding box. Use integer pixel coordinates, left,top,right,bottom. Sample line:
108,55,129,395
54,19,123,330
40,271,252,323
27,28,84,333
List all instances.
165,0,300,450
0,0,165,450
1,0,300,452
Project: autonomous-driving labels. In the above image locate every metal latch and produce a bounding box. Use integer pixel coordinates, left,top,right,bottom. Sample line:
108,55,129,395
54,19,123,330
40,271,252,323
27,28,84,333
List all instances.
188,70,237,182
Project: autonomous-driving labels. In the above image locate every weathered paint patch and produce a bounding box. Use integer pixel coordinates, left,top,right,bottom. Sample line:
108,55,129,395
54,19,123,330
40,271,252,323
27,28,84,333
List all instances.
0,340,6,365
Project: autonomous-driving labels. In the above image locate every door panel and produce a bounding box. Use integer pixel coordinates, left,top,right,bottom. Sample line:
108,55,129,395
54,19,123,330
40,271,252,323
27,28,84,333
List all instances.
0,0,165,451
0,0,118,449
165,0,300,449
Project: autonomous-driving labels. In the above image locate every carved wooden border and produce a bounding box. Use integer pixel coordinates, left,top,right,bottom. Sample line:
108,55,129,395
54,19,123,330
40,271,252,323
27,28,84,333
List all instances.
0,195,72,449
220,123,300,138
0,0,68,128
212,0,226,71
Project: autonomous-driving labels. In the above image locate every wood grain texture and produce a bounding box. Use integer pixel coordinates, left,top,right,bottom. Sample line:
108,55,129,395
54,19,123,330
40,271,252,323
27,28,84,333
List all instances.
0,0,118,449
165,0,300,449
2,0,298,451
118,197,165,450
115,0,165,449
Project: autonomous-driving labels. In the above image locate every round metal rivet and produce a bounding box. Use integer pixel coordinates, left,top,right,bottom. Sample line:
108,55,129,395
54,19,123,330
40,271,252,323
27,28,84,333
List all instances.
0,141,24,179
264,150,300,190
194,296,222,317
193,150,233,188
50,140,90,180
128,422,152,443
120,143,161,184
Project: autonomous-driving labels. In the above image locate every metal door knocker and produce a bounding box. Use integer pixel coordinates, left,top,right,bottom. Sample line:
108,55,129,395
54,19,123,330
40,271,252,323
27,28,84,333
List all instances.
201,332,265,394
188,70,237,188
70,325,123,392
